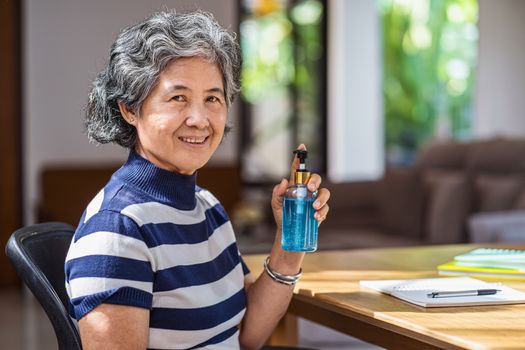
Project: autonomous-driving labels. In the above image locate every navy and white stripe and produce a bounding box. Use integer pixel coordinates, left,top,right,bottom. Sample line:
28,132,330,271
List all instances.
65,152,249,350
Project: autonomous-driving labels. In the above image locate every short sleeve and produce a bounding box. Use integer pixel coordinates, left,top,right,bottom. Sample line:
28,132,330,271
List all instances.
239,254,251,276
65,210,154,320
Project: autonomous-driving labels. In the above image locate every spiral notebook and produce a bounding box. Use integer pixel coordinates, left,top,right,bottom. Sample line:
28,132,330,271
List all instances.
454,248,525,264
360,277,525,307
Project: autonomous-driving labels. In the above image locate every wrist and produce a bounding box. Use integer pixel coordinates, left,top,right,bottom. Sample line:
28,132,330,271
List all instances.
268,248,304,276
263,257,302,285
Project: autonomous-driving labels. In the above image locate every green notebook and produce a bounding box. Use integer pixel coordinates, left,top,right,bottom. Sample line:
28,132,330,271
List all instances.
454,248,525,262
438,248,525,280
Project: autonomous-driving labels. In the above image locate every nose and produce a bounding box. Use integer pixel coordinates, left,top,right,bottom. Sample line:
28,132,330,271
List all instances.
185,103,209,129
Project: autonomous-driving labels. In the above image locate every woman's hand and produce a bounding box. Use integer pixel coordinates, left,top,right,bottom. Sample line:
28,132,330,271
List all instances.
271,144,331,231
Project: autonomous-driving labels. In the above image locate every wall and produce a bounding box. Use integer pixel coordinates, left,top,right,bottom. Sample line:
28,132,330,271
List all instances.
328,0,384,182
474,0,525,137
23,0,239,224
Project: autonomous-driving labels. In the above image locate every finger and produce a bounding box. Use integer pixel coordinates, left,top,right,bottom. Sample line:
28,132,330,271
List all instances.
289,144,306,185
273,178,288,197
312,188,331,210
272,178,289,210
307,173,322,192
314,203,329,223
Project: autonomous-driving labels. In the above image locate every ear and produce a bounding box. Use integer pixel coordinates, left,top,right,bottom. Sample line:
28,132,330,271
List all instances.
118,101,137,126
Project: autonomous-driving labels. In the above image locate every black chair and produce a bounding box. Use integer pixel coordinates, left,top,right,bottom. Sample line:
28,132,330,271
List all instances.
5,222,82,350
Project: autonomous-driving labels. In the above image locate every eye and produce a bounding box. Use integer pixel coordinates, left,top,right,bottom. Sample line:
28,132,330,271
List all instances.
171,95,186,102
206,96,221,103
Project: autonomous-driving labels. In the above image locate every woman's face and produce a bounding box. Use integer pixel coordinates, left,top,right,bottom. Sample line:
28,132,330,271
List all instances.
123,57,228,175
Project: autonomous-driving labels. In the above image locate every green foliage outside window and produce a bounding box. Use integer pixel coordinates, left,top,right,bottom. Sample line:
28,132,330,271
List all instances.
379,0,478,165
240,0,324,181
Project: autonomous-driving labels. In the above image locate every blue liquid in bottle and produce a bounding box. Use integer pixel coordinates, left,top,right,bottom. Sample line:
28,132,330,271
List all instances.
282,186,318,252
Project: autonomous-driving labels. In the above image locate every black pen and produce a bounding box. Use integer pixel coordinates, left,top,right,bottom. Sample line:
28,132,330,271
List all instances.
427,289,501,298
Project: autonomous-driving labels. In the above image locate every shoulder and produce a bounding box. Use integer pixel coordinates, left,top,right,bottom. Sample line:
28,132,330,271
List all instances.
77,170,161,231
67,205,154,289
75,178,149,242
195,186,220,207
74,209,144,243
195,186,229,220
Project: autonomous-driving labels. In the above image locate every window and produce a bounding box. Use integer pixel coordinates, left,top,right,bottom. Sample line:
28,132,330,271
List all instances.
239,0,327,183
379,0,478,165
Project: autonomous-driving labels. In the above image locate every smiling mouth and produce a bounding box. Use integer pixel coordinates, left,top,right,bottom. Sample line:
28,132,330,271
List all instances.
179,136,209,145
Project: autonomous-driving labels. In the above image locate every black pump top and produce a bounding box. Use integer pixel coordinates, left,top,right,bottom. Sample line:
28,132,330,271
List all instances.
293,149,310,184
293,150,308,167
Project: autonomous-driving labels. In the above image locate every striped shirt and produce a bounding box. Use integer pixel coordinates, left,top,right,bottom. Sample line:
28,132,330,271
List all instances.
65,152,249,350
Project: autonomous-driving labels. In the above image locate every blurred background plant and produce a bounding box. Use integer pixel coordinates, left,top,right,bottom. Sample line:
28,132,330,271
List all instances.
379,0,478,166
240,0,325,182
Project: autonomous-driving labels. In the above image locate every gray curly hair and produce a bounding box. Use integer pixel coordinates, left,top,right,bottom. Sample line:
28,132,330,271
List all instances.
85,10,241,148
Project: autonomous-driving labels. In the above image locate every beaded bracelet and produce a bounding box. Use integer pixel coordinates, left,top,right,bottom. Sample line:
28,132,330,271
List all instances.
263,257,302,286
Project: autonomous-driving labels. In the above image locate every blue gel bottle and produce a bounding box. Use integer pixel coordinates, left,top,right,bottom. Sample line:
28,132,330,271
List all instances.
282,150,318,252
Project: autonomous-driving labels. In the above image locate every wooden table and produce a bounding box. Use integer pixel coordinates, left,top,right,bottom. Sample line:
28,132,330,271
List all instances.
244,244,525,350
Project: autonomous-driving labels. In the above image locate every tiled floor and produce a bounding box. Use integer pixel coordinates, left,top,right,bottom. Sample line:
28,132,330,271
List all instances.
1,287,58,350
0,287,382,350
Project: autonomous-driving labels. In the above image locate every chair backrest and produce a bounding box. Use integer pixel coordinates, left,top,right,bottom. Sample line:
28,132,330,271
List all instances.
5,222,82,350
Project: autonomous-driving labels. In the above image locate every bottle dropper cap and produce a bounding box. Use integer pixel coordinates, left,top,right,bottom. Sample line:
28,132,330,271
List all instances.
293,150,311,185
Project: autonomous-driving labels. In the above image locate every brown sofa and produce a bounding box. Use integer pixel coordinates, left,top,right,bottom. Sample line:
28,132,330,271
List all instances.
319,138,525,249
37,138,525,252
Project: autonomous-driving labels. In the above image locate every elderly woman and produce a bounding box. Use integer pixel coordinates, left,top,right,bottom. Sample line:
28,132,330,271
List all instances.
65,10,330,350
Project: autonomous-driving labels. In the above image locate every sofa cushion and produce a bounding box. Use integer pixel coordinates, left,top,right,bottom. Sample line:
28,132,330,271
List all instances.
423,170,470,243
379,169,424,239
321,180,382,230
414,141,468,170
318,228,421,250
467,138,525,173
474,174,525,212
513,191,525,209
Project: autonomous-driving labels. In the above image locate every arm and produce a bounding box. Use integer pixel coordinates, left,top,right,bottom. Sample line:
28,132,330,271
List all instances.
78,304,149,350
238,240,304,350
239,144,330,349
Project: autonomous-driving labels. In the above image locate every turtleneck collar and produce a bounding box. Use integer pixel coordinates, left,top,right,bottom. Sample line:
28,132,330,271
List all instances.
114,152,197,210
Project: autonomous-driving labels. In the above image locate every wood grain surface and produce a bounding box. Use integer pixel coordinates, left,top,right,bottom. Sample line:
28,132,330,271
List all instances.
244,244,525,350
